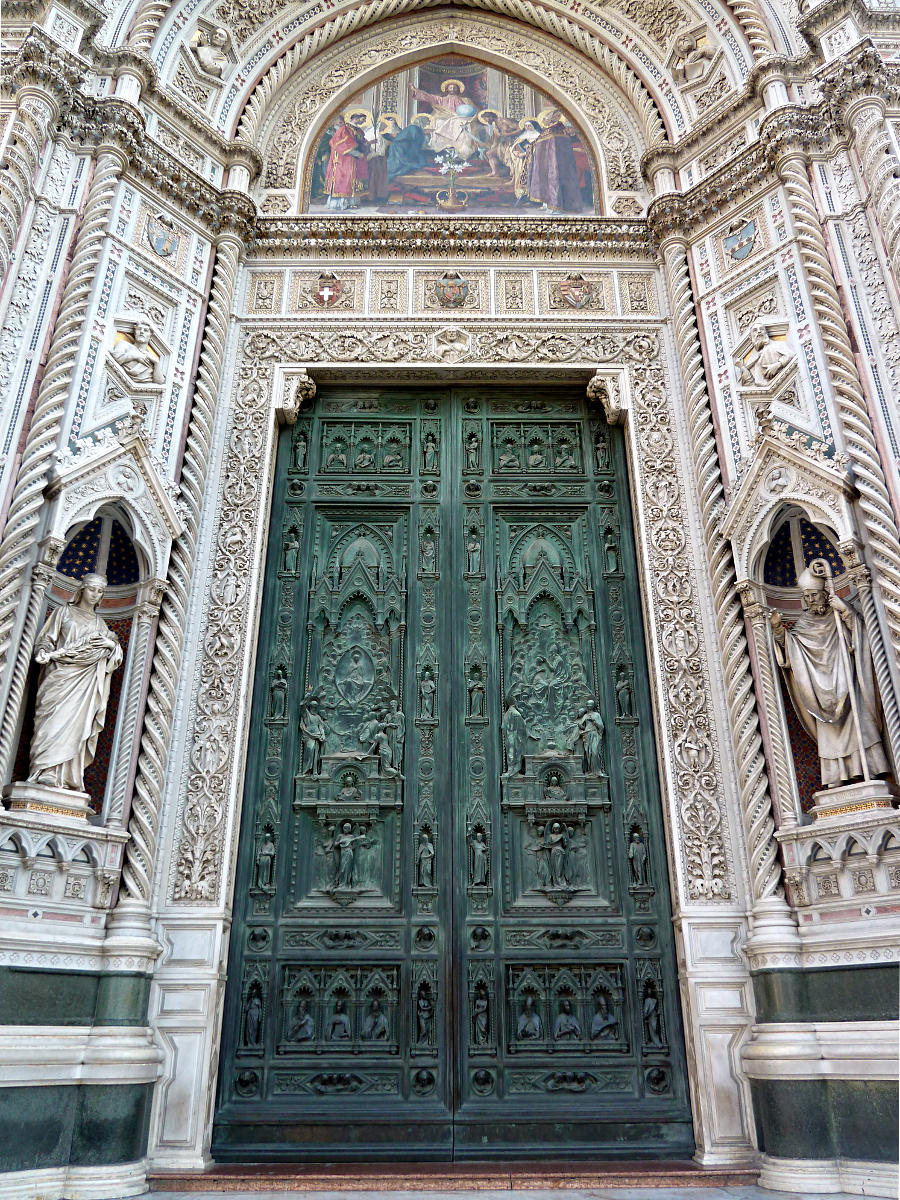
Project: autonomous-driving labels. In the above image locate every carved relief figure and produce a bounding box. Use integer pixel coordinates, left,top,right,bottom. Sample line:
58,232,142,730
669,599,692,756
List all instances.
770,562,890,787
326,999,352,1040
736,322,793,388
467,668,485,718
603,530,620,574
189,26,229,78
325,821,370,889
289,998,315,1041
419,668,436,719
423,431,438,472
590,993,617,1040
283,528,300,574
269,665,287,720
293,432,308,471
421,533,436,573
299,699,326,776
615,665,634,718
465,432,480,471
502,696,528,776
468,829,489,886
473,984,490,1045
361,999,389,1041
243,984,263,1047
369,724,402,778
573,699,606,775
547,822,568,887
554,998,582,1040
525,824,550,888
628,830,650,885
671,31,715,83
26,573,123,792
594,433,610,472
417,830,435,888
384,698,405,768
517,995,543,1039
642,983,664,1047
111,319,163,384
416,985,434,1044
467,533,482,574
254,830,276,891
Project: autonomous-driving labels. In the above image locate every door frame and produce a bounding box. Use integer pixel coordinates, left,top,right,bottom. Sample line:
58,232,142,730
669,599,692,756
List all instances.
145,316,758,1170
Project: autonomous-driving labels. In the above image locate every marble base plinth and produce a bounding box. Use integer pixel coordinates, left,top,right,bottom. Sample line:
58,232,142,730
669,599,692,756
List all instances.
810,778,899,823
2,780,93,821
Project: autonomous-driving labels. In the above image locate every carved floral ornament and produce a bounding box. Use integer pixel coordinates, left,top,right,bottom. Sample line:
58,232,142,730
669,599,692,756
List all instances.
170,323,731,906
251,14,649,197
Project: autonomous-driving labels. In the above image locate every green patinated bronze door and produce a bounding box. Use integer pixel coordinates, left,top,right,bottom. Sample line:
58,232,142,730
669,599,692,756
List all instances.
213,386,693,1161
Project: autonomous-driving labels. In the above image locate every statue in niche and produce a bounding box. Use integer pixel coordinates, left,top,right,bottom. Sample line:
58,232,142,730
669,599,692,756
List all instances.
736,322,794,388
382,443,403,469
269,665,287,720
26,573,123,793
111,318,163,384
419,668,436,719
571,699,606,775
421,533,436,573
283,528,300,574
299,699,326,776
254,829,276,891
465,432,480,471
324,821,371,889
293,431,308,472
555,442,577,471
326,443,347,469
468,829,489,886
384,698,405,769
554,999,582,1040
189,25,229,78
243,984,263,1047
467,668,485,719
499,440,521,469
603,530,620,574
467,532,482,574
527,440,546,470
517,996,543,1040
473,984,490,1045
594,433,610,472
423,432,438,472
642,982,664,1047
355,444,375,470
326,999,352,1040
565,823,588,887
590,993,617,1040
416,985,434,1044
289,997,315,1041
628,830,650,885
361,999,389,1041
671,30,715,83
770,561,890,787
525,824,550,888
615,665,634,718
502,696,528,776
546,822,568,888
416,830,435,888
543,770,567,805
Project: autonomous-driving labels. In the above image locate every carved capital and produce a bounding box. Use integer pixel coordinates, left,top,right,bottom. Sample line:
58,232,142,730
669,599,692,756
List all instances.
737,579,768,623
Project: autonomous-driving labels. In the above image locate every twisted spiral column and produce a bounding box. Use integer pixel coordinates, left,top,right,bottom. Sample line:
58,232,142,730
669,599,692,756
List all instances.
848,98,900,290
0,149,125,723
126,0,171,54
118,232,242,909
0,87,60,285
662,235,790,920
727,0,775,59
778,151,900,655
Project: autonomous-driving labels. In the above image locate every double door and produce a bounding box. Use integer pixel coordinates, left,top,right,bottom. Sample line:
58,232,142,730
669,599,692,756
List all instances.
214,385,692,1160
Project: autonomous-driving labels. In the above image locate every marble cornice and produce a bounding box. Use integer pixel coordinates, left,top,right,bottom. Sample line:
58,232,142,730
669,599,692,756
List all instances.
250,216,654,260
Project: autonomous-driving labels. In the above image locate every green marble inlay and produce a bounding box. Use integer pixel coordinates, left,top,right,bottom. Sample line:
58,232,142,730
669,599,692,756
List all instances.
751,1078,898,1162
0,967,150,1026
751,964,899,1023
0,1084,152,1171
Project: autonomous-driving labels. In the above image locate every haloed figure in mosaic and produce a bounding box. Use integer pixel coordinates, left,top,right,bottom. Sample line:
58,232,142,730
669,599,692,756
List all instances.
27,573,123,792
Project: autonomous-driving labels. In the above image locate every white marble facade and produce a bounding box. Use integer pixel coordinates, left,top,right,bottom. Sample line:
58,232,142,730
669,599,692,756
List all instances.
0,0,899,1197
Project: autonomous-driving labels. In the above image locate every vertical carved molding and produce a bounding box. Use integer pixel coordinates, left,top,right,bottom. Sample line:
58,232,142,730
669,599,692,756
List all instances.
0,148,125,703
117,233,244,912
0,536,64,786
847,97,900,285
0,90,58,283
737,582,800,831
776,149,900,653
658,234,793,934
104,583,165,828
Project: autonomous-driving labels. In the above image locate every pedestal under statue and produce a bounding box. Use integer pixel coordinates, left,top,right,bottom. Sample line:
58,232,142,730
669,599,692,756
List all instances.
4,573,123,819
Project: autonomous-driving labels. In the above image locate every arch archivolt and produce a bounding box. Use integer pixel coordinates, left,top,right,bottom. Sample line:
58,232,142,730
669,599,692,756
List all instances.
252,11,650,203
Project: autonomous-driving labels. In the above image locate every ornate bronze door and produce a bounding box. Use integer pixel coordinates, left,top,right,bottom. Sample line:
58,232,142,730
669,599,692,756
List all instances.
213,386,693,1160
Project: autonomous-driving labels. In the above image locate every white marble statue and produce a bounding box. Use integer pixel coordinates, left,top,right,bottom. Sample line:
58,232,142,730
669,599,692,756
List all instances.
111,318,164,384
736,322,793,388
770,563,890,788
189,26,229,78
27,573,123,792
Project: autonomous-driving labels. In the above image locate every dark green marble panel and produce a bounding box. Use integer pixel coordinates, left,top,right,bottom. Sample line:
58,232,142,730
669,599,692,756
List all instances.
751,1079,898,1162
0,967,150,1026
752,964,899,1023
0,1084,151,1171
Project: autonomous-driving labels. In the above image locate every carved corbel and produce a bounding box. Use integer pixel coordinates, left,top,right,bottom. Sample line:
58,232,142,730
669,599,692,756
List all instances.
586,370,627,425
277,370,317,426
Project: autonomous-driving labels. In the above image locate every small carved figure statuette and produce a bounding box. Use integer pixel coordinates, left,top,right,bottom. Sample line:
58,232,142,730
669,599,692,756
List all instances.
554,998,582,1040
26,573,123,793
467,668,485,719
293,431,308,471
254,829,276,892
243,984,263,1047
111,318,163,384
189,25,229,77
466,532,482,574
323,821,371,891
361,998,389,1041
628,830,650,886
269,665,287,720
671,30,715,83
594,432,610,472
289,998,314,1041
590,993,617,1040
283,528,300,574
299,698,326,775
465,431,480,471
736,321,793,388
420,533,436,573
468,829,489,886
417,830,435,888
326,999,352,1040
615,665,634,718
502,695,528,776
416,985,434,1045
473,983,490,1045
384,698,405,769
603,530,620,574
423,432,438,472
419,668,436,720
570,699,605,775
642,982,664,1047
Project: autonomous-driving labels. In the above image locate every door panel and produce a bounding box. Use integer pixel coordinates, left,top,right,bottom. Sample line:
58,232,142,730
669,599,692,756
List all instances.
213,386,693,1161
